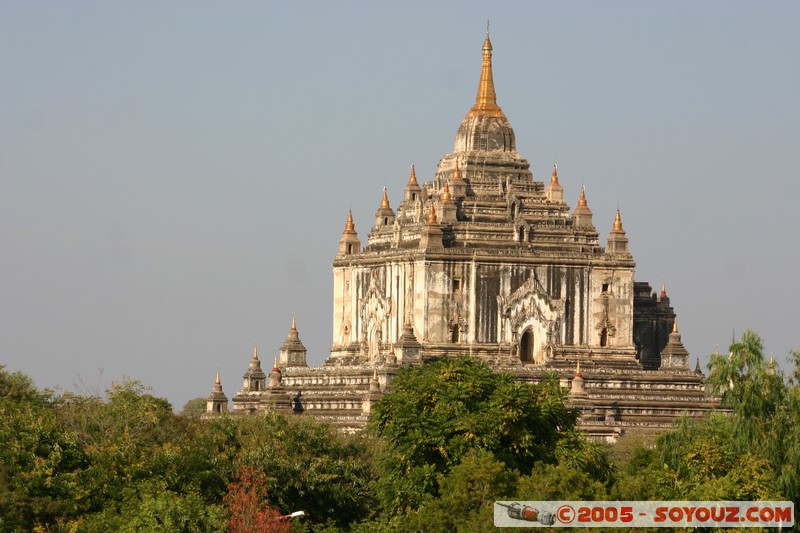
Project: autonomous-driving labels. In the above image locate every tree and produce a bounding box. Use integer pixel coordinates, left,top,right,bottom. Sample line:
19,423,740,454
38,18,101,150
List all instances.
224,466,291,533
614,330,799,506
236,412,376,528
181,397,208,419
705,330,799,503
395,450,519,533
369,356,581,512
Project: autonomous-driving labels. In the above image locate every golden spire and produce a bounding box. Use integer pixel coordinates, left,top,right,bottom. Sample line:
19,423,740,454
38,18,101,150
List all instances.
575,360,582,376
613,209,623,231
291,316,297,331
215,371,221,385
407,163,419,186
577,186,588,208
426,204,438,225
661,282,667,298
344,210,356,234
273,357,280,372
452,161,464,182
252,345,259,361
381,187,391,209
672,319,679,333
551,163,559,185
441,182,453,203
467,33,504,118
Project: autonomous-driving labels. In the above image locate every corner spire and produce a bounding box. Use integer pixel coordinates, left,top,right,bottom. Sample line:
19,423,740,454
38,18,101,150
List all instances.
381,187,391,209
613,209,623,231
441,181,453,203
426,204,438,225
578,186,588,208
344,211,356,234
468,33,504,118
407,163,419,186
452,161,464,182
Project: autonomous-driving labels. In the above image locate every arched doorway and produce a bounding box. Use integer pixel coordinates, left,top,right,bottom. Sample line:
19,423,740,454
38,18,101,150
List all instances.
519,329,534,363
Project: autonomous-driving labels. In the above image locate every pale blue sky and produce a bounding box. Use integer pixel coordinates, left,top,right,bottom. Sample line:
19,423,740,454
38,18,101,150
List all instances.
2,2,798,409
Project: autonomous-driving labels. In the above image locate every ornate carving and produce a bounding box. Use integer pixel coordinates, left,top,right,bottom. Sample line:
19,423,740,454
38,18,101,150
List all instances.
498,273,564,363
360,271,391,362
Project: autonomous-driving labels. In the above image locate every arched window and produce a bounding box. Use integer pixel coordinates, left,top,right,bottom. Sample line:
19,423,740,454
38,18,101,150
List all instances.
520,329,534,363
451,324,460,343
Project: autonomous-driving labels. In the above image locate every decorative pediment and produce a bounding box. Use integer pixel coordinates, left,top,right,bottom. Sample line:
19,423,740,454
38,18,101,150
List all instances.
499,274,564,330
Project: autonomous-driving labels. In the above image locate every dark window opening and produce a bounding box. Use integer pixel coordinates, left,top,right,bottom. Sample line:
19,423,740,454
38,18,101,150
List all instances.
451,325,460,343
600,328,608,347
602,283,609,292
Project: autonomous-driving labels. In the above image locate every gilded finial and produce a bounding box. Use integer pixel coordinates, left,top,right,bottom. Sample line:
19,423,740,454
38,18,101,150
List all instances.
215,371,221,385
291,316,297,331
614,209,623,231
577,186,588,208
576,360,582,376
551,163,559,185
407,163,418,186
344,210,356,234
661,282,667,298
252,345,259,361
381,187,391,209
273,357,280,372
468,32,504,118
426,204,438,225
672,319,679,333
452,161,464,182
441,182,453,203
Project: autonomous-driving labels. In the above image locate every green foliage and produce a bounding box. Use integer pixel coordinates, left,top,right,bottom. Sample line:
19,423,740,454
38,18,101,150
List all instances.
369,356,580,513
614,330,800,507
181,397,209,419
3,331,798,531
518,461,609,501
237,412,377,529
396,450,518,533
0,365,51,409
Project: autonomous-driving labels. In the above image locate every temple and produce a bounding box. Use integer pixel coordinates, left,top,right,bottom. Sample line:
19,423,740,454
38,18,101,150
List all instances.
204,34,718,441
